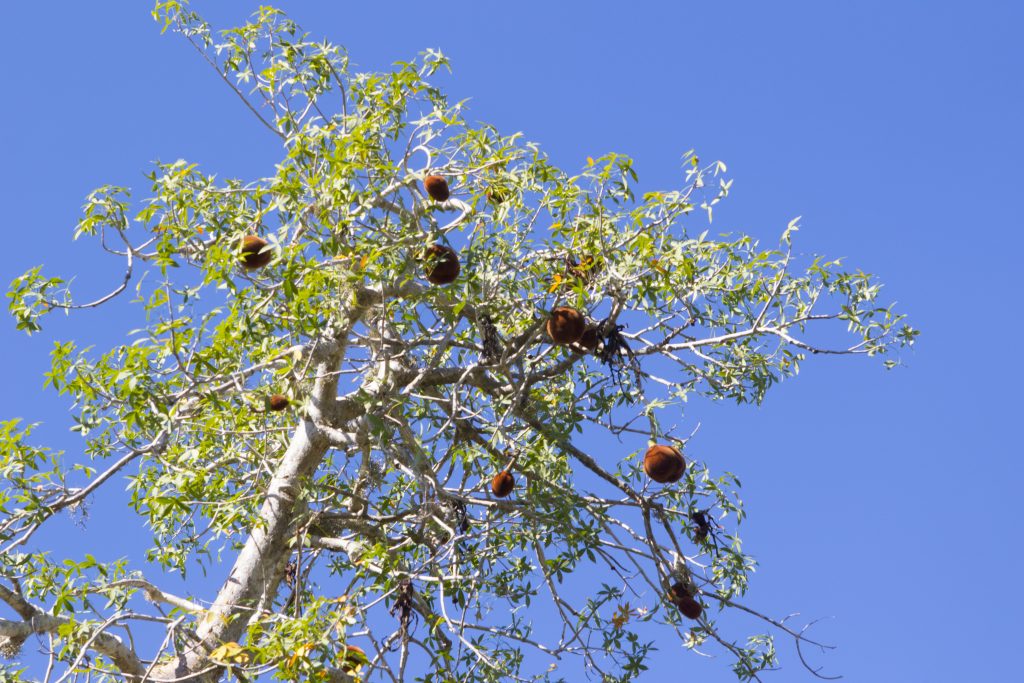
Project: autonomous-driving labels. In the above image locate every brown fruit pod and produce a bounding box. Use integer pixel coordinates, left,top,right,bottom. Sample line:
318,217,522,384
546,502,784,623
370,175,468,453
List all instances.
677,595,704,620
491,470,515,498
239,235,273,270
267,394,289,412
668,582,703,620
643,444,686,483
424,174,450,202
546,307,585,345
422,244,460,285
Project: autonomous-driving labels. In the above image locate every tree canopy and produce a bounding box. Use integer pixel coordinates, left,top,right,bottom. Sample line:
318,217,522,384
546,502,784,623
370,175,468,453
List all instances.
1,4,917,682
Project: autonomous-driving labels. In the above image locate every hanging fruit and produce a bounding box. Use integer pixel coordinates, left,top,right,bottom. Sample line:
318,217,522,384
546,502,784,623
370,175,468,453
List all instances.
546,307,585,345
491,470,515,498
643,444,686,483
667,582,703,620
424,174,450,202
239,235,273,270
422,244,460,285
267,394,289,412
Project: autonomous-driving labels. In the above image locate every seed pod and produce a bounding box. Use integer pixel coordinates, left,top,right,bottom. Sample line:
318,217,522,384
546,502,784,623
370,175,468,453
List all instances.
239,235,273,270
643,444,686,483
424,175,450,202
677,595,703,620
668,582,703,620
422,244,460,285
667,581,689,603
546,307,585,345
267,394,289,412
491,470,515,498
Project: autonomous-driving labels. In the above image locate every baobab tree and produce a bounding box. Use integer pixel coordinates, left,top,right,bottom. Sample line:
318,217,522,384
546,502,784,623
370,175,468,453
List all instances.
0,3,916,682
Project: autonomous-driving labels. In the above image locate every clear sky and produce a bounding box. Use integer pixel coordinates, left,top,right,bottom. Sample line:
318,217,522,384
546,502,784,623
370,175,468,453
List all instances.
1,2,1022,681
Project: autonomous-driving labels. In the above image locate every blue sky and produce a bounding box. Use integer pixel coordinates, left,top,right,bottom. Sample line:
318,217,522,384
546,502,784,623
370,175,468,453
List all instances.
1,1,1022,681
